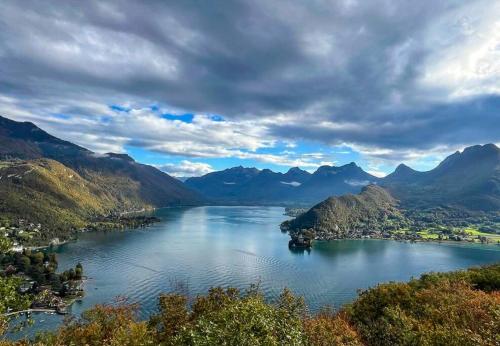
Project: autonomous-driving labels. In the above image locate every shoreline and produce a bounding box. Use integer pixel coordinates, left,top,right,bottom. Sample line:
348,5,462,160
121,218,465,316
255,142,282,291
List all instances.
310,237,500,248
3,206,499,342
11,215,162,251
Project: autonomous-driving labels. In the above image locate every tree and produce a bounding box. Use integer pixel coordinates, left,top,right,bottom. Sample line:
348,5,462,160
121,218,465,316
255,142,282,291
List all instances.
0,265,497,345
31,252,44,266
49,273,62,292
18,256,31,273
153,287,308,345
0,276,31,335
68,268,75,280
303,308,362,346
60,271,69,283
346,264,500,345
75,263,83,279
0,235,12,254
75,267,83,280
35,303,154,346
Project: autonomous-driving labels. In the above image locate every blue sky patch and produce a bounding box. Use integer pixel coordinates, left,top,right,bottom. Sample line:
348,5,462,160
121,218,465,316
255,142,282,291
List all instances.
161,113,194,123
109,104,130,112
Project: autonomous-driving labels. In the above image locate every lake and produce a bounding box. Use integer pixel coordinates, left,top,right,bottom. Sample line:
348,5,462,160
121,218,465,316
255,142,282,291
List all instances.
11,206,500,338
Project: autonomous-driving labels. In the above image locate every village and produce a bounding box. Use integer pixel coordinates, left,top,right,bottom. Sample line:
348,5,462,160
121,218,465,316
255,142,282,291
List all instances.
0,220,84,316
287,226,500,250
1,219,46,252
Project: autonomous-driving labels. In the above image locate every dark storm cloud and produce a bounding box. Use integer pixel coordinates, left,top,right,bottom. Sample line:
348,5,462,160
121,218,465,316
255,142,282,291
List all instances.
271,96,500,156
0,0,498,155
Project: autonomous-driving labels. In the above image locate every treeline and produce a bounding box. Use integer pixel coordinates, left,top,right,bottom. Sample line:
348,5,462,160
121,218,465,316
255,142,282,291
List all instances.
404,207,500,231
1,263,499,345
0,249,83,295
85,215,161,232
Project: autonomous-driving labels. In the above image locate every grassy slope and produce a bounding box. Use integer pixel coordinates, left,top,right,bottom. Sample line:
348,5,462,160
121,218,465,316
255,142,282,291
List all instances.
0,116,205,240
0,159,123,235
416,227,500,242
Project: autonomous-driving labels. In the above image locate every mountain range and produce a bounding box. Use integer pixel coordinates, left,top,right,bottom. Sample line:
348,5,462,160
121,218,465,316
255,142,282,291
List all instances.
1,114,499,240
185,162,379,205
0,115,202,233
187,143,500,211
282,144,500,239
383,144,500,211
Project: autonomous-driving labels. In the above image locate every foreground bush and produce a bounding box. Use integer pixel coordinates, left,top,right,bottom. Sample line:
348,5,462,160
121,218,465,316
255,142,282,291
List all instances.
1,264,498,345
348,280,499,345
34,303,154,346
150,287,307,345
303,309,362,346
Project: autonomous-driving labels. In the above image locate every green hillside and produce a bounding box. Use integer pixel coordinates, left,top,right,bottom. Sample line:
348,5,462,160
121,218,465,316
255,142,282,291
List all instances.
0,115,204,242
0,115,203,209
383,144,500,211
281,185,408,239
0,159,122,239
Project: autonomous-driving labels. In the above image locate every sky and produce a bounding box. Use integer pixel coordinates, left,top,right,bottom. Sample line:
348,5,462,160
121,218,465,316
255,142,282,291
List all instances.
0,0,499,178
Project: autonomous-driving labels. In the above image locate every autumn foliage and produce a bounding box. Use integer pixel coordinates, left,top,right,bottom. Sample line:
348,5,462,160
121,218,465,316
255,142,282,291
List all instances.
1,264,499,345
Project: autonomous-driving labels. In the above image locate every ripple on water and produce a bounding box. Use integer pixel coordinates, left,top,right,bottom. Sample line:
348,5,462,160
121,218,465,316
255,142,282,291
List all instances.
23,206,500,338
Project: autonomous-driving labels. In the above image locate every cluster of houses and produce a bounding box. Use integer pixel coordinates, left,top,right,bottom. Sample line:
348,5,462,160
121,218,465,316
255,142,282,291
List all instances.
287,226,498,249
1,219,42,251
29,281,84,314
0,265,84,315
30,289,68,314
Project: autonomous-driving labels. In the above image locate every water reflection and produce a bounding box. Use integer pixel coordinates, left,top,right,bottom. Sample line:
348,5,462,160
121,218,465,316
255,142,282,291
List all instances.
288,247,311,255
9,206,500,340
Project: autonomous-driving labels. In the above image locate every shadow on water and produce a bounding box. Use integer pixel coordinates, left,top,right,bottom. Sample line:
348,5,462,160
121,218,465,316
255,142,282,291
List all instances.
288,247,311,256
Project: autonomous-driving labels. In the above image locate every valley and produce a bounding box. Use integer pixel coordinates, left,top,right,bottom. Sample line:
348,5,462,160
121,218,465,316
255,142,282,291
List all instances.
187,142,500,247
0,115,202,246
1,115,499,249
4,206,500,341
0,115,499,344
1,2,499,343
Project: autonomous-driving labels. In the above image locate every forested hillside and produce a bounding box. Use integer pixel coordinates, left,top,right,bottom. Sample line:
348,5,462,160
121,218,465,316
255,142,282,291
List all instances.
0,115,203,241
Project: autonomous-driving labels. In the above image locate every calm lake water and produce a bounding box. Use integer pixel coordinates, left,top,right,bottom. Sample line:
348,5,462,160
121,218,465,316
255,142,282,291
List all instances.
10,206,500,338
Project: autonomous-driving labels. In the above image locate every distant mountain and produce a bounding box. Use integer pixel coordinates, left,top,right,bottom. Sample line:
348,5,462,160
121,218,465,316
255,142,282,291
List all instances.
281,185,406,239
382,144,500,211
383,163,420,183
184,166,261,203
0,115,203,230
285,167,312,181
296,162,379,204
185,162,378,205
283,144,500,242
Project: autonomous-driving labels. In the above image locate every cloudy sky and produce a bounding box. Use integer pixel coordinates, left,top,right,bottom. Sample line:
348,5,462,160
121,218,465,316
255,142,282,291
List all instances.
1,0,499,177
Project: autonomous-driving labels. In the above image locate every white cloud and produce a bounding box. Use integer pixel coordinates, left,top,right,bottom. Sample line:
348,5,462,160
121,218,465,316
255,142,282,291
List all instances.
0,0,498,175
344,179,371,186
157,160,214,178
0,97,336,169
280,181,301,187
420,1,500,99
366,170,386,178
